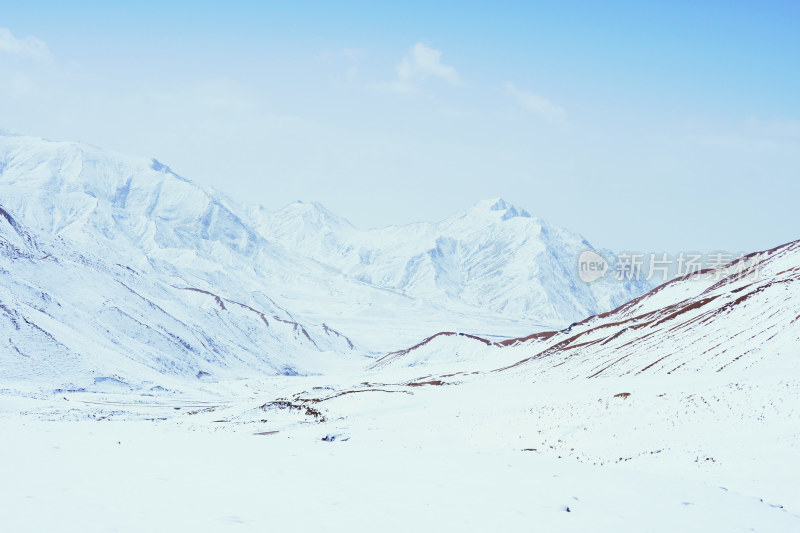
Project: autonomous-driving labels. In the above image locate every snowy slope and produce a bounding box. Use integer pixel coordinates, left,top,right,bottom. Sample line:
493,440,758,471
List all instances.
495,238,800,378
0,202,357,387
373,238,800,377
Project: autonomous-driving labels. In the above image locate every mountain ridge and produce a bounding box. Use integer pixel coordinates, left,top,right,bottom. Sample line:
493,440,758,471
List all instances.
370,237,800,377
0,132,651,384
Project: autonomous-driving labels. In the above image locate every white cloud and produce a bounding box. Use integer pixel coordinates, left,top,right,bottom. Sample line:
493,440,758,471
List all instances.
397,43,462,86
504,81,566,124
375,42,462,94
0,28,50,61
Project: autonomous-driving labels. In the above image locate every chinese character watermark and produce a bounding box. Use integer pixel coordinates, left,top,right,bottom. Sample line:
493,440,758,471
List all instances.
577,250,764,284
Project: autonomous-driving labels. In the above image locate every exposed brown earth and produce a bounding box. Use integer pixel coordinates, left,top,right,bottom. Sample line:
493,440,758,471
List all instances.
376,238,800,379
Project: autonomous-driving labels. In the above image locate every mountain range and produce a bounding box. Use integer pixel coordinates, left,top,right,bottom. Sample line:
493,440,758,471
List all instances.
0,132,647,386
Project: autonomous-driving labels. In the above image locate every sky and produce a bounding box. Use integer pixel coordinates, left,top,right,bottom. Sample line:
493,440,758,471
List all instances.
1,1,798,254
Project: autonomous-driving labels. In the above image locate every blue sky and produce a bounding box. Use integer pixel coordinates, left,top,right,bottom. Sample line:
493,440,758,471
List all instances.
1,1,798,253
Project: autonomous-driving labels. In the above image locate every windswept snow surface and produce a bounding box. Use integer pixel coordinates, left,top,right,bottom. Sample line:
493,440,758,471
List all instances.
1,364,798,532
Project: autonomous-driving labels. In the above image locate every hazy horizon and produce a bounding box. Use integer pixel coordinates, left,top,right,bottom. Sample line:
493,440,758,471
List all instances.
2,1,798,254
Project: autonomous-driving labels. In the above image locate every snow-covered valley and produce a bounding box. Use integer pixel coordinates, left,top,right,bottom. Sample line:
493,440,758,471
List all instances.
1,133,798,531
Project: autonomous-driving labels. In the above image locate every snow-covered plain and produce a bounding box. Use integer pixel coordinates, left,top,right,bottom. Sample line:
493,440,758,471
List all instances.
1,133,798,531
2,366,798,532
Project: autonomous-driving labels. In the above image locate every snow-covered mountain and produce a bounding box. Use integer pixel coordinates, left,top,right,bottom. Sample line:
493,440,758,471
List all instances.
0,201,358,386
0,132,648,384
497,238,800,379
372,238,800,376
247,197,649,325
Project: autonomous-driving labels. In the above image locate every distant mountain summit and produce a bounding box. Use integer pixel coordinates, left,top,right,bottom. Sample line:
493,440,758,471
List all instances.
452,197,532,222
257,196,649,325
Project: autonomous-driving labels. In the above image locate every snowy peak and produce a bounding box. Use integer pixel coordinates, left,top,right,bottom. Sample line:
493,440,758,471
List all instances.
443,197,533,229
470,197,531,217
0,133,273,265
272,200,354,232
480,197,532,220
